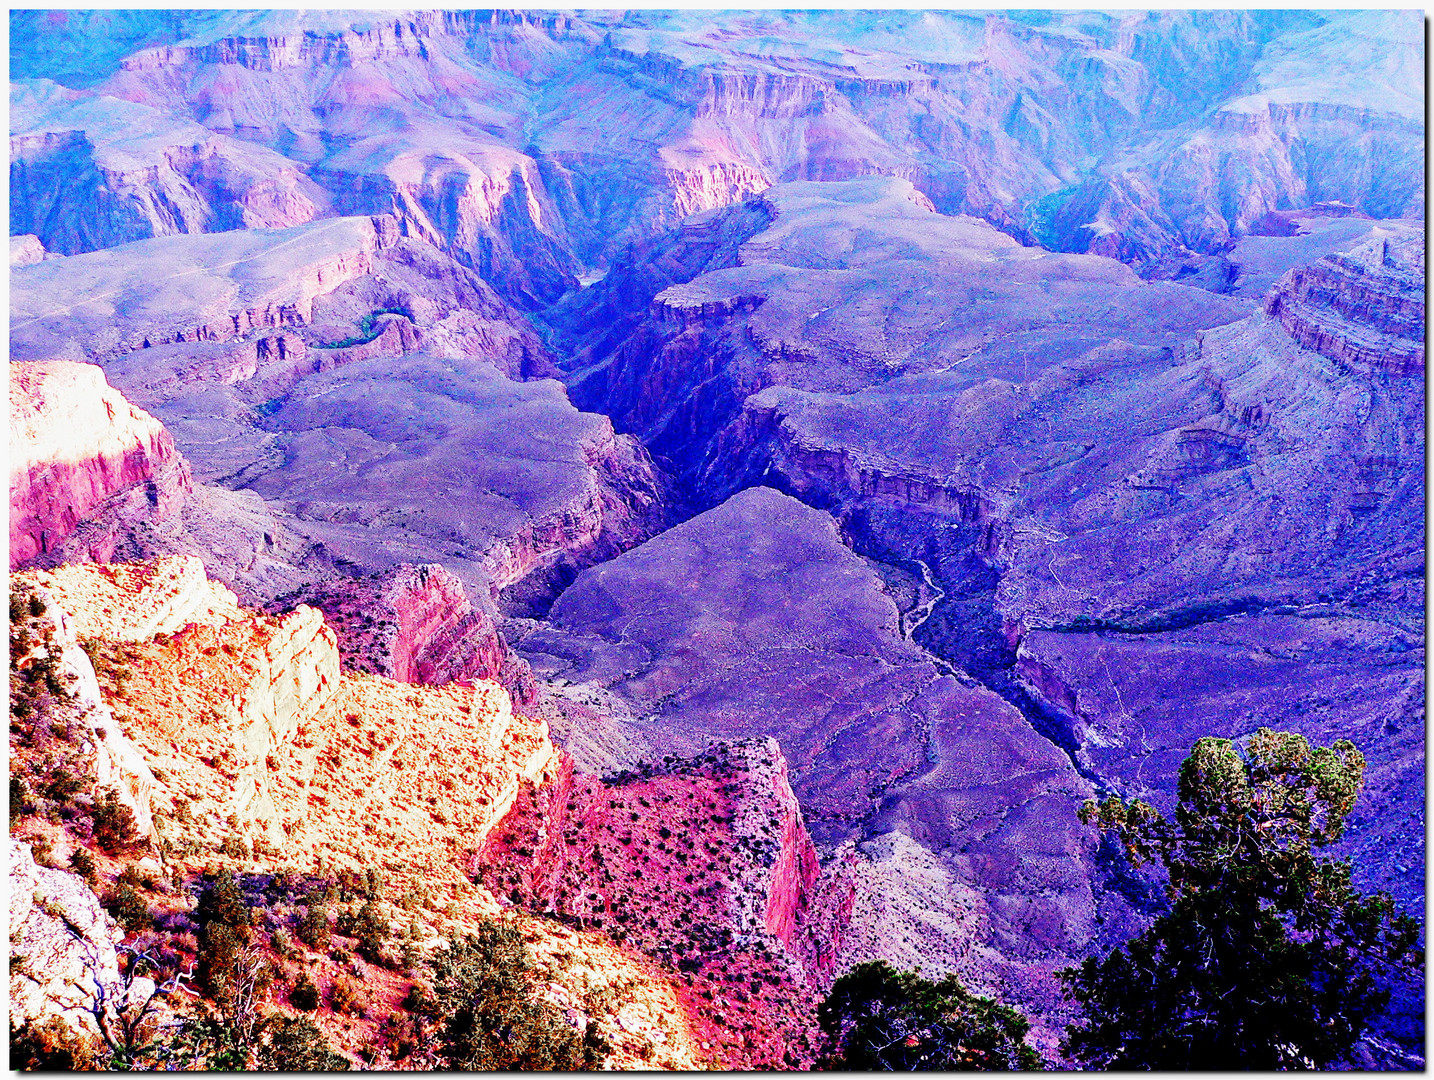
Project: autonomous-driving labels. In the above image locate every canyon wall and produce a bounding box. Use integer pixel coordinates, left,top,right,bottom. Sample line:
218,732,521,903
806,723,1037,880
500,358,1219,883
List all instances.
9,360,189,570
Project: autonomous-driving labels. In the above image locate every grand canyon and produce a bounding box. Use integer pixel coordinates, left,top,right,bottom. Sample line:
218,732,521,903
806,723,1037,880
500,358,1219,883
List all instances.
8,9,1424,1071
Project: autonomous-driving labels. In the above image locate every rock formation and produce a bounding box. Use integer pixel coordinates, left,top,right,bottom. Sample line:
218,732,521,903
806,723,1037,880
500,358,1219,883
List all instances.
477,738,823,1069
9,840,124,1050
272,563,538,709
7,555,730,1068
9,9,1424,1068
1263,232,1424,375
9,361,189,570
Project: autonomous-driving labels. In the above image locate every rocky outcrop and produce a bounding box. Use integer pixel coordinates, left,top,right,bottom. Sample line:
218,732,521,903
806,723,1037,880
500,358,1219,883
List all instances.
11,78,325,258
19,555,244,642
513,487,1119,1035
9,582,163,839
1264,234,1424,375
477,737,823,1069
272,563,538,708
9,361,190,571
25,556,560,897
11,233,47,266
9,841,123,1050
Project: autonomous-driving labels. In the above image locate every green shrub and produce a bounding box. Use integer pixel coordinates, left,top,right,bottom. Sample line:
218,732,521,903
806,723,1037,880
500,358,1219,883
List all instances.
92,789,141,855
330,975,368,1017
430,920,584,1070
195,870,254,1005
297,900,332,952
106,884,154,934
10,1015,100,1070
256,1017,349,1071
70,847,99,887
818,961,1040,1070
353,900,388,965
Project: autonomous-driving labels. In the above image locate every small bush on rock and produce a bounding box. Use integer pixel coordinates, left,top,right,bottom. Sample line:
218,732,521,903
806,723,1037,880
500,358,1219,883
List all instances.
430,920,584,1070
290,971,321,1012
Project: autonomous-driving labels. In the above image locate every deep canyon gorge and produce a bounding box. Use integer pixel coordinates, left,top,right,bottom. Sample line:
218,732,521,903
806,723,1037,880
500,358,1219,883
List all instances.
8,8,1424,1069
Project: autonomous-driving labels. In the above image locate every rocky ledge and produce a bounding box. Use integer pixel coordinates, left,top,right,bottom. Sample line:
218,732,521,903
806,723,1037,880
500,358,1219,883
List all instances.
1263,233,1425,376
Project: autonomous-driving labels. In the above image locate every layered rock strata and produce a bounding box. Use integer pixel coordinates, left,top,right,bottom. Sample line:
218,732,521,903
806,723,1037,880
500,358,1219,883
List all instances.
1263,233,1425,375
9,360,189,570
11,77,325,256
26,9,1419,284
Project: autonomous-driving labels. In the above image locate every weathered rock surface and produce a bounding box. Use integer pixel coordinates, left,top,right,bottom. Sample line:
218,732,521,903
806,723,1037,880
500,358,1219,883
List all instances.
10,360,189,571
10,215,391,363
544,179,1424,1051
11,77,326,256
9,840,123,1048
19,554,244,642
227,350,668,610
479,738,823,1069
10,233,47,266
9,219,668,612
272,563,538,708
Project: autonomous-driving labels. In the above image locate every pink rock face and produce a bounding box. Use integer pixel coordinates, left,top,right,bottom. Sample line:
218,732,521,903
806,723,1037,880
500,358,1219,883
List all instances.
272,563,538,709
8,361,190,569
477,738,825,1068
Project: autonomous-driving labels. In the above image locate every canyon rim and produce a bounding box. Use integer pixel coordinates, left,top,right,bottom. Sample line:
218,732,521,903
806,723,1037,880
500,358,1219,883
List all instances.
8,8,1425,1071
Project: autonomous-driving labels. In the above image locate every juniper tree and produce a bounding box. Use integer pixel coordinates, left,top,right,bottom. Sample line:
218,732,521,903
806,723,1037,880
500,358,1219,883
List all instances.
818,961,1041,1070
1061,728,1420,1070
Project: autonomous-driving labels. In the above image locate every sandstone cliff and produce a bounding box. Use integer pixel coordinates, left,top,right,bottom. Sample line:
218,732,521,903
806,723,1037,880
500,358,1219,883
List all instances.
9,361,190,570
11,77,325,258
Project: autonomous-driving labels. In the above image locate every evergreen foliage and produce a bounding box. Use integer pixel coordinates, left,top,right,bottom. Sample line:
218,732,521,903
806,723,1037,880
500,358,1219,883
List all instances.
430,920,586,1070
1061,728,1421,1069
818,960,1041,1070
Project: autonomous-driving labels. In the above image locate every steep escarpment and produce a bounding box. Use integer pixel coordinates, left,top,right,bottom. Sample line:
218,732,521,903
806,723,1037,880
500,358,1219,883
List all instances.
1263,233,1424,375
9,360,189,570
478,739,823,1069
8,556,728,1069
512,486,1121,1040
540,179,1424,1058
